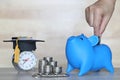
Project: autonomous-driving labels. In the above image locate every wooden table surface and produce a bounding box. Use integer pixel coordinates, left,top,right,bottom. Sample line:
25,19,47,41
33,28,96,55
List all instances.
0,68,120,80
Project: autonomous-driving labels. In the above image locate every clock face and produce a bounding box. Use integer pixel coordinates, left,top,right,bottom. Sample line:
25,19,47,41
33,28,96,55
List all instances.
17,51,37,70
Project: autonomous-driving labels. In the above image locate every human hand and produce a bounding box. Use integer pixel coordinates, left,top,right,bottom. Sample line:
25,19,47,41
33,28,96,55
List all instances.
85,0,116,36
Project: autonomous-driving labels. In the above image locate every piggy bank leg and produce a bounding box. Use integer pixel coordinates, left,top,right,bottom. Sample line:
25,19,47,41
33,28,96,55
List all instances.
105,62,114,73
66,63,74,73
78,64,91,76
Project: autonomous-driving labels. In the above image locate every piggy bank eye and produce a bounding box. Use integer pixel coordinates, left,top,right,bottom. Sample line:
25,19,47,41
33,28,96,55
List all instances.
80,37,83,40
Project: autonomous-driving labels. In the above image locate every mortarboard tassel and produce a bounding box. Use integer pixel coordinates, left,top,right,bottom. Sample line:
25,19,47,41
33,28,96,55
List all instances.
14,38,20,63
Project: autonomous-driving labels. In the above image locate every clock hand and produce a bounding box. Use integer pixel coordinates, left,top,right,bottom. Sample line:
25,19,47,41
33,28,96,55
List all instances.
23,58,29,64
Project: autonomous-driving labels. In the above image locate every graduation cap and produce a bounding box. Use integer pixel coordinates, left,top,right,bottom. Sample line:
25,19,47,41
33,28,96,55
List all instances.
3,36,45,63
3,37,45,51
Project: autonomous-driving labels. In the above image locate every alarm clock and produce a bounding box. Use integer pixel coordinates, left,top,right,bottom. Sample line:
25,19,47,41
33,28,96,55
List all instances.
12,51,37,71
4,37,45,71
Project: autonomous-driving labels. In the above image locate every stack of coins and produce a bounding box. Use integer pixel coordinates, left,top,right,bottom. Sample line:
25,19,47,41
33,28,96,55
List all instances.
38,57,62,75
38,60,47,74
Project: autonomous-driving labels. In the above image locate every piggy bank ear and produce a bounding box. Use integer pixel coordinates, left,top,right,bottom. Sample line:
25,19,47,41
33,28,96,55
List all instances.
88,35,99,46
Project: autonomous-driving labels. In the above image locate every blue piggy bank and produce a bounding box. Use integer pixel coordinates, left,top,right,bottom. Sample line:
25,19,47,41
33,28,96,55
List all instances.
66,34,114,76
